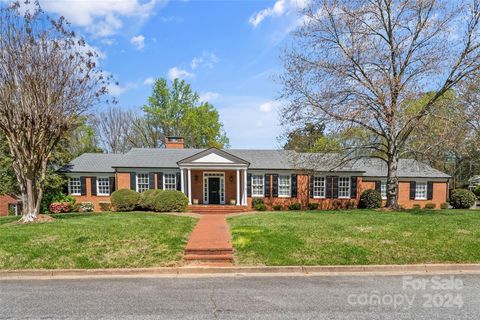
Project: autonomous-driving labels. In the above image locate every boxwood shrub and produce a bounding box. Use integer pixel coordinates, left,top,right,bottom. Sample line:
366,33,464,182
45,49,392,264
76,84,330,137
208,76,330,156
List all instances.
449,189,476,209
272,204,283,211
424,203,436,210
138,189,160,211
358,189,382,209
288,202,302,210
308,202,319,210
111,189,140,211
153,190,188,212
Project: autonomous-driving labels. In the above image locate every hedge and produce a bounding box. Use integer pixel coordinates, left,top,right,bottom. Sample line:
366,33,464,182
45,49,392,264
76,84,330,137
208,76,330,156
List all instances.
111,189,140,211
449,189,476,209
138,189,160,211
358,189,382,209
153,190,188,212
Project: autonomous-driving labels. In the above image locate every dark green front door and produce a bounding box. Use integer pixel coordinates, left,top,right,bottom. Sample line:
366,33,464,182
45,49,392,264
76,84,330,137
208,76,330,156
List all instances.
208,178,220,204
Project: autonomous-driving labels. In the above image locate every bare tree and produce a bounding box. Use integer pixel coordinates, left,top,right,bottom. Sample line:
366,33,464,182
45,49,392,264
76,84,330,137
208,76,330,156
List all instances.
0,3,109,222
281,0,480,208
95,107,134,153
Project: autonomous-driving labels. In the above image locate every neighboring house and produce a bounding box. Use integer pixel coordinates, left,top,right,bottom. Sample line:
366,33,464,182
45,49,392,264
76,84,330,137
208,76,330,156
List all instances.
468,175,480,191
59,137,450,212
0,194,19,216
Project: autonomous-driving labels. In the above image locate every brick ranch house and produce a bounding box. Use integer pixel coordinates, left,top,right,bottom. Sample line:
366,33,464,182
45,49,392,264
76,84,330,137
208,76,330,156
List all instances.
55,137,450,213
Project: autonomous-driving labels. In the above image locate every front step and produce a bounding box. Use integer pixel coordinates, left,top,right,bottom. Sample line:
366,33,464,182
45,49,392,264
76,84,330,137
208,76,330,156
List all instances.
188,205,248,214
185,248,233,255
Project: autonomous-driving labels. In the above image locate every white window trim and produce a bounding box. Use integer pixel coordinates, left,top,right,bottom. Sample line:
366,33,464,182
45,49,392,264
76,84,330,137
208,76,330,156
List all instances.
68,177,81,196
163,173,177,190
251,174,265,197
415,181,427,200
380,180,387,200
96,177,110,196
136,173,150,193
313,176,326,199
278,175,291,198
338,177,351,199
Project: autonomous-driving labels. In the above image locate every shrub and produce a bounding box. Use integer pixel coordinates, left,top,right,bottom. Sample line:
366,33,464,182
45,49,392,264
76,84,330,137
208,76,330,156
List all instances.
288,202,302,210
473,185,480,198
358,189,382,209
79,202,94,212
99,202,111,212
138,189,160,211
49,202,71,214
255,203,267,211
412,204,421,210
424,203,436,210
440,202,449,210
449,189,476,209
252,198,264,208
308,202,319,210
153,190,188,212
272,205,283,211
111,189,140,211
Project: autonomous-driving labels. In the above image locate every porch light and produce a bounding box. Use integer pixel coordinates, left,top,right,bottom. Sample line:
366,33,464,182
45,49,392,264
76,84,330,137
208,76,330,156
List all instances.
195,175,199,181
229,175,234,183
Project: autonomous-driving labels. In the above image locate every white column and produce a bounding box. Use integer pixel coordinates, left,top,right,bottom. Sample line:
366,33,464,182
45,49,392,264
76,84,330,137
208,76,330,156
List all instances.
187,169,192,205
242,169,248,205
236,169,240,206
180,169,185,194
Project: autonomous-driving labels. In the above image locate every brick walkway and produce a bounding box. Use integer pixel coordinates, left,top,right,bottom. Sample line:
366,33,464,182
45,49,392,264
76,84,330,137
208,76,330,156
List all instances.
184,214,233,266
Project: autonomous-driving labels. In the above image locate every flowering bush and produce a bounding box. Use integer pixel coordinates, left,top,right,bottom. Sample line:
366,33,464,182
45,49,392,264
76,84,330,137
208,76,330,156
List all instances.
79,202,94,212
49,202,71,214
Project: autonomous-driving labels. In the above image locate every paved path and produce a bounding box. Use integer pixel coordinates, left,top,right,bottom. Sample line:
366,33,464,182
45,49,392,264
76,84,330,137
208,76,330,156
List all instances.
1,274,478,319
184,214,233,265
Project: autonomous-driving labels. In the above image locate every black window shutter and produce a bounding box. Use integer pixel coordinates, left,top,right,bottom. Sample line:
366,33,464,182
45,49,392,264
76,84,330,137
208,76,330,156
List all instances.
80,176,87,196
247,173,252,197
130,172,136,191
91,177,97,196
326,176,333,198
309,176,314,198
157,172,164,190
375,181,381,193
176,172,181,191
63,180,69,195
409,181,416,200
350,176,358,199
332,176,339,199
149,173,155,189
427,181,434,200
264,174,271,197
291,174,298,198
109,177,115,195
272,174,279,197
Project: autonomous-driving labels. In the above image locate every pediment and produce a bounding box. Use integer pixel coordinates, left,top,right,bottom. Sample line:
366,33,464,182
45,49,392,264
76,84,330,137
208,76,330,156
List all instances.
193,153,234,163
177,148,249,166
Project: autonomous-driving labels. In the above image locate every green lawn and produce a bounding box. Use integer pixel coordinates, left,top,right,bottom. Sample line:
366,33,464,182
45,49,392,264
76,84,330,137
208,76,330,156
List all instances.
228,210,480,266
0,212,197,269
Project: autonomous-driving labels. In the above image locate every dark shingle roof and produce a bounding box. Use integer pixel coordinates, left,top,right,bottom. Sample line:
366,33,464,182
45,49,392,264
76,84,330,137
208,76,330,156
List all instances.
58,153,124,173
60,148,450,178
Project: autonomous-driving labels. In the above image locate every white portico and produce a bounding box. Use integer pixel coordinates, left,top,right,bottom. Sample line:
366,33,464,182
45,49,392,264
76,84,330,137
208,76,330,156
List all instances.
177,148,249,206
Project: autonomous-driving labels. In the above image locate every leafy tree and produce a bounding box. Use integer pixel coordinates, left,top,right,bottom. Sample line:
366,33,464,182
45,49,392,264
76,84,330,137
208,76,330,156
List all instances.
136,78,229,148
0,4,109,222
281,0,480,208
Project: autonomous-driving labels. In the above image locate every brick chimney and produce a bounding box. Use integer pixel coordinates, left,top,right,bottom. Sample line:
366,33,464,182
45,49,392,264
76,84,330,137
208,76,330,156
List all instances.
165,136,185,149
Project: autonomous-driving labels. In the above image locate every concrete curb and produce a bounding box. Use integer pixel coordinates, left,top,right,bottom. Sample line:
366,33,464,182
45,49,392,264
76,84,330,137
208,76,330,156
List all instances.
1,264,480,279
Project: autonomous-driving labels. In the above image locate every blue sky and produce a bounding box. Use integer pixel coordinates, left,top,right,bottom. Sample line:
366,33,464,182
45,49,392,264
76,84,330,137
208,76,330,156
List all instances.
36,0,308,149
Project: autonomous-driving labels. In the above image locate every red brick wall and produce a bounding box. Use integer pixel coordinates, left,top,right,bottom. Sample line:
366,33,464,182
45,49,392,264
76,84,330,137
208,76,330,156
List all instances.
0,194,17,216
361,179,448,209
117,172,131,190
71,177,111,212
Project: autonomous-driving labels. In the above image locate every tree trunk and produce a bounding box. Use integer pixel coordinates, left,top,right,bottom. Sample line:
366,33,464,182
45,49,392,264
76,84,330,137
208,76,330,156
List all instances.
20,178,39,222
386,154,400,209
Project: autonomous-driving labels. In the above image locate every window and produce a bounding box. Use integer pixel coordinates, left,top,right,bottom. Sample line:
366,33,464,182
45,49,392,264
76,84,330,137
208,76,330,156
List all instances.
313,177,325,198
415,182,427,200
278,175,291,197
164,173,177,190
68,177,81,195
97,177,110,196
136,173,149,193
380,181,387,199
252,175,264,197
338,177,351,198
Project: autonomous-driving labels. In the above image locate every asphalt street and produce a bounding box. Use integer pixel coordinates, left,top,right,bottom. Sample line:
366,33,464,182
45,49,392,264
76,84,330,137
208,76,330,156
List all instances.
1,273,478,319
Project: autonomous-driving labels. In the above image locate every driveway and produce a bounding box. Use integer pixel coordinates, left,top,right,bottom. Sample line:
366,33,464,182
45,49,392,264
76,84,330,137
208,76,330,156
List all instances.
1,274,478,319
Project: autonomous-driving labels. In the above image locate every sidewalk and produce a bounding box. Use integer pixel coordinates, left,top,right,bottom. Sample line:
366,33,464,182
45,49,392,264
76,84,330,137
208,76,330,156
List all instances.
184,214,234,265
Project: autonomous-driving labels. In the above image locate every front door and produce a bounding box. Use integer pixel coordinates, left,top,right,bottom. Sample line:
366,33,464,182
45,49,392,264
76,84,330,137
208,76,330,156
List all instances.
208,177,220,204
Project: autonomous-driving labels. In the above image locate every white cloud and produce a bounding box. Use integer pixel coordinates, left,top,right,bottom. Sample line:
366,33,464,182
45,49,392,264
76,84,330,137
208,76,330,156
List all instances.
107,81,137,96
168,67,195,80
190,51,220,69
101,38,115,46
199,92,220,102
259,100,281,113
143,77,155,85
39,0,163,36
130,35,145,51
249,0,309,28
